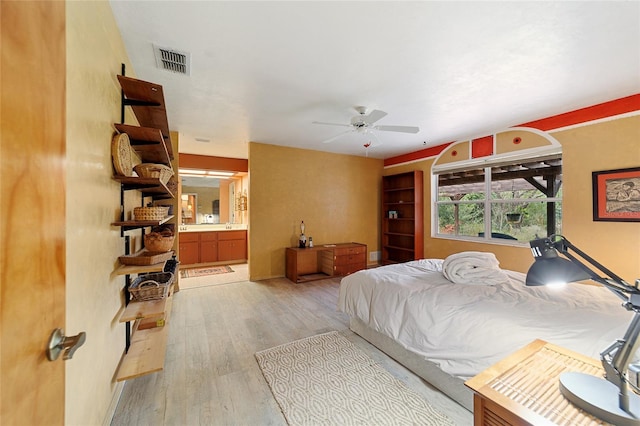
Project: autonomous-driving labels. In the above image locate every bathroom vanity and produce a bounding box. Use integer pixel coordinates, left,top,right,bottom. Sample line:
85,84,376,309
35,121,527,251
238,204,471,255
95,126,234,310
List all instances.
178,225,247,266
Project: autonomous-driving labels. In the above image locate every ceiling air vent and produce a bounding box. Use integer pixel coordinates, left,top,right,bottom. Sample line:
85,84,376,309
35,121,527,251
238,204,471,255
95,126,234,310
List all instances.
153,45,190,75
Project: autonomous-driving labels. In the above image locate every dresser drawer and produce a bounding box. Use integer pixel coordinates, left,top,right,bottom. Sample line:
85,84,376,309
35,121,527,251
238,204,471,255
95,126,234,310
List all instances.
333,252,366,266
333,245,366,257
334,262,366,276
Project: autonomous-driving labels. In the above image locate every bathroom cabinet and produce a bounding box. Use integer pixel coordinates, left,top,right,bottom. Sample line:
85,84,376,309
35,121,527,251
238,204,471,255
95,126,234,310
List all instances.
178,230,247,266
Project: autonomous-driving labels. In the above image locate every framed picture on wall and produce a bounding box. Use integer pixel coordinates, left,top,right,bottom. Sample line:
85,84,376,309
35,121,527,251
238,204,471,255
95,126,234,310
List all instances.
592,167,640,222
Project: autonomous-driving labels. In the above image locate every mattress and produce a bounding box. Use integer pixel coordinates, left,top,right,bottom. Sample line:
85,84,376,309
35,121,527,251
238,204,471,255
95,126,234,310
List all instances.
338,259,634,382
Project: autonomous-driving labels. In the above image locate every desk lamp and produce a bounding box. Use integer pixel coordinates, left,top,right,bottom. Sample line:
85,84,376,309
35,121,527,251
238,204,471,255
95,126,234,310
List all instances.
526,235,640,425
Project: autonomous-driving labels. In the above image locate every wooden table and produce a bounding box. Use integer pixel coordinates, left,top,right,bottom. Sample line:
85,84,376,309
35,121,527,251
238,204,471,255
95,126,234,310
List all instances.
465,339,608,425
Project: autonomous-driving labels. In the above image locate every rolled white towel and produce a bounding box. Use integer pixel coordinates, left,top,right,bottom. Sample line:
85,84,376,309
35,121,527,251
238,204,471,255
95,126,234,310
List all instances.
442,251,509,285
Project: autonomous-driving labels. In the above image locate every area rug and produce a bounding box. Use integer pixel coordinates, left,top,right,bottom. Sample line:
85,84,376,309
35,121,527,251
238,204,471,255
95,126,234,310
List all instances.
179,265,234,278
255,331,454,425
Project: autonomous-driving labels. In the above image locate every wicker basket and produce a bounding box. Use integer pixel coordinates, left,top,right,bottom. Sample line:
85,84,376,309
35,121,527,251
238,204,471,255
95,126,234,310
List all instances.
144,232,175,253
129,272,174,301
133,206,169,221
134,163,174,184
166,177,178,195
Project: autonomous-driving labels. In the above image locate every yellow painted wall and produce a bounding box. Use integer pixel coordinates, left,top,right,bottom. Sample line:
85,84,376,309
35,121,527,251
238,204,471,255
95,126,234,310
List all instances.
385,114,640,281
66,2,133,424
554,115,640,282
248,143,383,280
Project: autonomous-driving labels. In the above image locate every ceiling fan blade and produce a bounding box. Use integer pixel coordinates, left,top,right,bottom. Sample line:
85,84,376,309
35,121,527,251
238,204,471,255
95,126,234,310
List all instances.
312,121,352,128
363,109,387,124
374,125,420,133
320,129,353,144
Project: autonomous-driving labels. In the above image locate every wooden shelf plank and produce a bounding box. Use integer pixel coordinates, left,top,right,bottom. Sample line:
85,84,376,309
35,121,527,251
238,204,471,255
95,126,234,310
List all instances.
115,250,173,275
112,175,174,198
119,298,167,323
117,75,173,158
115,324,169,381
115,262,166,276
116,290,174,381
138,291,173,329
113,123,172,164
111,214,175,229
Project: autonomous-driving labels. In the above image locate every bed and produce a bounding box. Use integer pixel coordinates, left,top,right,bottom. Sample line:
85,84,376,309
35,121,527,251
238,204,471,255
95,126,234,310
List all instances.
337,254,635,411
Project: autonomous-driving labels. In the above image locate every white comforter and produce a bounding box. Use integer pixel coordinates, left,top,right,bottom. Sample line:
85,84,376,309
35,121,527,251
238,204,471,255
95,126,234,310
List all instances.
338,259,635,380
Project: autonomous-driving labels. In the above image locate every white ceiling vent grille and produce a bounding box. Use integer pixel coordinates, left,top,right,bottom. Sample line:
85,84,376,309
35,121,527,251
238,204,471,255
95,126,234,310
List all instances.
153,45,190,75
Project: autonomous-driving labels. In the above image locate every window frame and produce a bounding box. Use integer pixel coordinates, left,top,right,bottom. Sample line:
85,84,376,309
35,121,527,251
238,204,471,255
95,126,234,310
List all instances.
431,147,563,245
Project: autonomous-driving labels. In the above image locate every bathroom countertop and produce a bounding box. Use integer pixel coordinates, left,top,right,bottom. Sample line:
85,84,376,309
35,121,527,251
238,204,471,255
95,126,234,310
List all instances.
178,224,247,233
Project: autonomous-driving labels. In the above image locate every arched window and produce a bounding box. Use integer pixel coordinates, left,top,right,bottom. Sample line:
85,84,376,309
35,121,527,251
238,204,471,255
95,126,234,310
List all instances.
432,128,562,243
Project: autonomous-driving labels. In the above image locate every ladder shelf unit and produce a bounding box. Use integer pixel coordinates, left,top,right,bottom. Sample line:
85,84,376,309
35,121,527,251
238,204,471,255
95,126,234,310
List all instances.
112,66,177,382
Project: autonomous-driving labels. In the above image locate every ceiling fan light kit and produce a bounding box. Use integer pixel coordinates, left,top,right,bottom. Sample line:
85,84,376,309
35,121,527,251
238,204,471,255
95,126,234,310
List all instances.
313,107,420,146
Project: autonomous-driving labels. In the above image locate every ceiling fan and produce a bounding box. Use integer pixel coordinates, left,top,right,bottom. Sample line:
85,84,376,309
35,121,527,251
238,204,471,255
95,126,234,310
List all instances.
312,106,420,144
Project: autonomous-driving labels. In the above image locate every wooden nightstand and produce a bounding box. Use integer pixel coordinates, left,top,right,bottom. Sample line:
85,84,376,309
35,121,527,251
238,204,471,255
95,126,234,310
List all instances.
465,339,609,425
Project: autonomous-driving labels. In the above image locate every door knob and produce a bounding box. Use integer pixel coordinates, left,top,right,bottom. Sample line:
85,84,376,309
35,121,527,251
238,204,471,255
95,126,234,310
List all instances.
47,328,86,361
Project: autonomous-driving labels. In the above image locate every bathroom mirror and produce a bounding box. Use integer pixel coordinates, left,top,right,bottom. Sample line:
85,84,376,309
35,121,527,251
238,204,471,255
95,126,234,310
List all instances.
179,173,248,225
178,154,249,226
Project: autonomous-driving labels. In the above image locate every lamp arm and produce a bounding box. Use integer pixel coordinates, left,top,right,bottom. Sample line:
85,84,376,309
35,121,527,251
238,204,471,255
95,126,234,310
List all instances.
555,235,636,295
562,250,630,303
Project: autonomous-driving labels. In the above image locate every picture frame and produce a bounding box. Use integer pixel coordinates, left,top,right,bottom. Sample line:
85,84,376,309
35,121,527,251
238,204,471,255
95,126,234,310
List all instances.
592,167,640,222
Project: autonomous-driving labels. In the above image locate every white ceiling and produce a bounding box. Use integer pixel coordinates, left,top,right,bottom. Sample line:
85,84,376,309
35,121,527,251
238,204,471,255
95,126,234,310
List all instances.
109,1,640,160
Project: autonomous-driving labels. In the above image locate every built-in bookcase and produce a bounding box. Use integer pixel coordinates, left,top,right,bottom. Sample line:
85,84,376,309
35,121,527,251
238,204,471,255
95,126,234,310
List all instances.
381,170,424,264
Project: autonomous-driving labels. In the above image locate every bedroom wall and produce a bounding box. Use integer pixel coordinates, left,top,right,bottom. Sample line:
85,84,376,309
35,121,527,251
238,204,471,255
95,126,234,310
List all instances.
66,2,134,424
248,142,383,280
555,114,640,282
385,112,640,281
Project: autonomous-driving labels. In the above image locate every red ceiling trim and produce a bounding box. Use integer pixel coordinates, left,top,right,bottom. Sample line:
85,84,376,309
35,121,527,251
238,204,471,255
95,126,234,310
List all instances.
384,94,640,167
384,142,453,167
517,94,640,131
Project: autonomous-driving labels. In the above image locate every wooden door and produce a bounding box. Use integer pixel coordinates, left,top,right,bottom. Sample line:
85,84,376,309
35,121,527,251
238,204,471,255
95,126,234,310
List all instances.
1,2,67,424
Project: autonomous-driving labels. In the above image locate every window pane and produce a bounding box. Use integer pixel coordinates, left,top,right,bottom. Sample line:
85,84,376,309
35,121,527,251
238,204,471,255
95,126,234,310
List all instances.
490,200,562,241
438,170,485,200
437,204,456,234
437,202,484,237
490,178,547,199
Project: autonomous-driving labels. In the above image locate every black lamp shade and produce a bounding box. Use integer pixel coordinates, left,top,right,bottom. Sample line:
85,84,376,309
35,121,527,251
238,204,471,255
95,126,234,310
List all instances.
526,256,592,286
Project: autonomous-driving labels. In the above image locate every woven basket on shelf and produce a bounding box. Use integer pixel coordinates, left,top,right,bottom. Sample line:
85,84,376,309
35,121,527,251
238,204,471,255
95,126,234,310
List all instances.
133,206,170,221
165,177,178,195
129,272,174,301
111,133,141,176
144,232,175,253
134,163,174,184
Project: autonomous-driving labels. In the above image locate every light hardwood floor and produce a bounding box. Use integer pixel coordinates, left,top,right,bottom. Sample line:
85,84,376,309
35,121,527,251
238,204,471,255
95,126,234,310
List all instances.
111,277,473,425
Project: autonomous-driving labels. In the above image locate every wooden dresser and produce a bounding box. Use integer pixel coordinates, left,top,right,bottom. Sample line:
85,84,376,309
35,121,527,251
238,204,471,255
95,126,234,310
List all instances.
465,339,607,425
285,242,366,283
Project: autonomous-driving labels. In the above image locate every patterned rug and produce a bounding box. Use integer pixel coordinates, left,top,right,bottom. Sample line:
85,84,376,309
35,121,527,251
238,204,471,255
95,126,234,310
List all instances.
179,265,234,278
255,331,454,425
